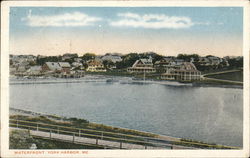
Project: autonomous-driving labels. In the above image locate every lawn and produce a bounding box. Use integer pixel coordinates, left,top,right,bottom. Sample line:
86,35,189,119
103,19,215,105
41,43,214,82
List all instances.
205,70,243,82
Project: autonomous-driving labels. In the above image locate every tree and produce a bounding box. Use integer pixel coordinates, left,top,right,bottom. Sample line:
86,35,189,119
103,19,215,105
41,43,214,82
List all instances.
81,53,96,62
103,60,115,69
64,58,74,64
152,54,164,64
116,53,140,69
36,56,61,65
177,54,200,62
29,61,36,66
228,57,243,68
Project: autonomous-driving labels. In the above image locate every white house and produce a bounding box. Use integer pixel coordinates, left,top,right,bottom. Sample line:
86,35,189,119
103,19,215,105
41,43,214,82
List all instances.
86,60,106,72
161,62,201,81
127,57,156,73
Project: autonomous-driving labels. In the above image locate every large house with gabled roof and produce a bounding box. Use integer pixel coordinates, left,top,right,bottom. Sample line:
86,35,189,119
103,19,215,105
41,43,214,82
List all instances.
161,62,201,81
42,62,71,73
86,60,106,72
127,57,156,73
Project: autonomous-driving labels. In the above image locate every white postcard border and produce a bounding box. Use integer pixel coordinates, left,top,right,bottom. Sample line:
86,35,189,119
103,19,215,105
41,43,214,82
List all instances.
1,1,249,158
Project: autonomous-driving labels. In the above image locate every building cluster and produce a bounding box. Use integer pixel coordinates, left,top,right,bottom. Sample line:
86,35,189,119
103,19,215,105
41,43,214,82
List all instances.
128,57,201,81
197,56,229,67
127,56,233,81
9,53,123,78
9,53,239,81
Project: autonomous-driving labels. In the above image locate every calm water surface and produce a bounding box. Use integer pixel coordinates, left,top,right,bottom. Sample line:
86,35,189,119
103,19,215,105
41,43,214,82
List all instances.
10,76,243,147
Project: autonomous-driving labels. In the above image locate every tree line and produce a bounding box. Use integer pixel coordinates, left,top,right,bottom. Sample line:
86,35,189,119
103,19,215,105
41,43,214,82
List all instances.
35,52,243,71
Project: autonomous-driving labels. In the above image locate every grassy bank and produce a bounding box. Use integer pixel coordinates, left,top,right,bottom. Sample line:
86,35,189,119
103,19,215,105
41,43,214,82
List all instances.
10,114,157,149
86,70,243,87
204,70,243,82
194,79,243,87
176,138,239,149
10,129,106,149
9,108,240,149
10,114,156,138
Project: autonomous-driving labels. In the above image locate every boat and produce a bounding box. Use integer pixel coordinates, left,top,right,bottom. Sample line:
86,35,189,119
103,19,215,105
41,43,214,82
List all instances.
106,78,119,83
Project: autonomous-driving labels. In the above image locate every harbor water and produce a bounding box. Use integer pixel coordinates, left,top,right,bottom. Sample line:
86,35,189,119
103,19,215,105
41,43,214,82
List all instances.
9,76,243,147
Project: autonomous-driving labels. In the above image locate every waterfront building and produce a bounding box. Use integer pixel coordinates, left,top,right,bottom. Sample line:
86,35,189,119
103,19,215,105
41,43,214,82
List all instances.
161,62,201,81
127,57,156,73
198,56,222,66
58,62,71,73
86,60,106,72
42,62,71,74
42,62,62,72
154,57,176,73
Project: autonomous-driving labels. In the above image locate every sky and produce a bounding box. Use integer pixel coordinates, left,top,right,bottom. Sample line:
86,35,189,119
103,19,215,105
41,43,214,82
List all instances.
9,7,243,57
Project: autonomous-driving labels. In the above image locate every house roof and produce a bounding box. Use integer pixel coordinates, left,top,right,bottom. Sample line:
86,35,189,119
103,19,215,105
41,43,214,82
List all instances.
88,60,103,66
102,55,122,62
132,58,153,67
45,62,62,71
155,58,174,65
58,62,71,68
207,56,221,62
180,62,198,71
163,57,174,62
140,59,153,64
29,66,42,71
175,59,184,62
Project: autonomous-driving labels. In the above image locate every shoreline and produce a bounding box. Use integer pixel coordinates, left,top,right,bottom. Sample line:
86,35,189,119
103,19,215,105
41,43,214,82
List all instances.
9,107,177,141
9,107,240,149
9,74,243,89
9,107,160,137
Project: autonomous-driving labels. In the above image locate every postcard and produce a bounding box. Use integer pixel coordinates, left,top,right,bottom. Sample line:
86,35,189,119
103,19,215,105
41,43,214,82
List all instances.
1,1,249,158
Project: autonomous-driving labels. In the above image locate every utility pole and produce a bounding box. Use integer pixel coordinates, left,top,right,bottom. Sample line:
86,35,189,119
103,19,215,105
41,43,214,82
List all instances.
144,69,146,82
69,40,72,53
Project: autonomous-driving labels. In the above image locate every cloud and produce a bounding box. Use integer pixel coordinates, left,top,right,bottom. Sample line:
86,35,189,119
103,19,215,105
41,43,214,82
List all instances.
110,12,195,29
22,10,102,27
195,22,210,26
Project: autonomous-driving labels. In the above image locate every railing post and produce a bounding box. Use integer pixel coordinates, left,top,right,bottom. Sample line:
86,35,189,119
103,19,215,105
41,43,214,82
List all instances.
96,139,98,145
79,130,81,137
36,124,39,131
144,138,148,149
73,133,75,143
120,142,122,149
50,130,52,139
